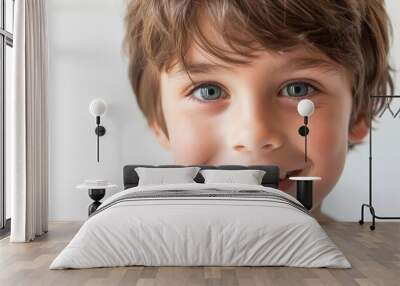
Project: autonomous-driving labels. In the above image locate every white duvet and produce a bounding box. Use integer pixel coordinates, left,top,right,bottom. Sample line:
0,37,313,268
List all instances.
50,183,351,269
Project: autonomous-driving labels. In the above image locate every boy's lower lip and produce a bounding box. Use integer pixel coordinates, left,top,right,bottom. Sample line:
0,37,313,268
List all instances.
279,169,302,191
279,178,294,192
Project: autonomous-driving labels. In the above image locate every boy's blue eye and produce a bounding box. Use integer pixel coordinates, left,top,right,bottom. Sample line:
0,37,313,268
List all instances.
281,82,316,98
191,84,224,101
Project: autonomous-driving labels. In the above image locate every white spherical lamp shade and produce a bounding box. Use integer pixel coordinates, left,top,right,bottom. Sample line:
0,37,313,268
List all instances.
297,99,314,117
89,98,107,117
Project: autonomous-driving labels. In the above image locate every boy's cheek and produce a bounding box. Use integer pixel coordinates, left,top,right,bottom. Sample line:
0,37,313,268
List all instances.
161,91,219,164
309,119,349,206
313,135,347,187
167,115,221,165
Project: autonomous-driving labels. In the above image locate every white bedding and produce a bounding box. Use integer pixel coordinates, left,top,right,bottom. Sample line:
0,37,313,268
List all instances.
49,183,351,269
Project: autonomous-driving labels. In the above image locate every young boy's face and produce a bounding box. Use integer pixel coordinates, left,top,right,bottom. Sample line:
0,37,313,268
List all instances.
151,22,368,209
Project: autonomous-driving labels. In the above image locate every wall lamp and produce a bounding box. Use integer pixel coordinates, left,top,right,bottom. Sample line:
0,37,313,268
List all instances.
297,99,315,163
89,98,107,162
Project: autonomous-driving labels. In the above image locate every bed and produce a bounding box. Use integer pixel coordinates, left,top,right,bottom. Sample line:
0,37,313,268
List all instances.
50,165,351,269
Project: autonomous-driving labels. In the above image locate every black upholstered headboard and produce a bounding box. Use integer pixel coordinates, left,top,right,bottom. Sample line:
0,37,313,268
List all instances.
123,165,280,190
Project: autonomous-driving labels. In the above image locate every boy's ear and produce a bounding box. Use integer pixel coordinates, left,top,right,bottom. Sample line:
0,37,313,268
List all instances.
348,116,369,144
149,121,171,150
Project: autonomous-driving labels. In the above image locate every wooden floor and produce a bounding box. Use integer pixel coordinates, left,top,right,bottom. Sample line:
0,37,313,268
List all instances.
0,221,399,286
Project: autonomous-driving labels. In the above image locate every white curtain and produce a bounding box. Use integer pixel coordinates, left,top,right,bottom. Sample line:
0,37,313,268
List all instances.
7,0,49,242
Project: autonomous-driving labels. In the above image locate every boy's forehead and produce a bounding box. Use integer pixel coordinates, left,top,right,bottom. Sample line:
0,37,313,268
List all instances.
165,15,346,78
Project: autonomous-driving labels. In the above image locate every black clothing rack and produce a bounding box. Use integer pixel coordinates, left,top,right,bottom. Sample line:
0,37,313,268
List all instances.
359,95,400,230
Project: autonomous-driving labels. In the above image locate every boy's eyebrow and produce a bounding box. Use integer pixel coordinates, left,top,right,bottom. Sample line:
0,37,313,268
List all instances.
287,57,341,73
169,62,233,77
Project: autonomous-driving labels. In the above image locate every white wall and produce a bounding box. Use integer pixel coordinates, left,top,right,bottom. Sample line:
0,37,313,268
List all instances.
48,0,171,221
48,0,400,221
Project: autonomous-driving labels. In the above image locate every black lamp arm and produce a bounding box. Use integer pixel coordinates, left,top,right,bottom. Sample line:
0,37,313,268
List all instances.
94,116,106,162
297,116,309,163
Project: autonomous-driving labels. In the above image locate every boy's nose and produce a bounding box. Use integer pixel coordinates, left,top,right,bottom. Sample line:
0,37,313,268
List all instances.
232,126,284,153
228,99,285,154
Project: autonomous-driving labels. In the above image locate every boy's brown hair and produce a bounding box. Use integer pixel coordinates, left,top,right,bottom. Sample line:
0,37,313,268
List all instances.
124,0,394,149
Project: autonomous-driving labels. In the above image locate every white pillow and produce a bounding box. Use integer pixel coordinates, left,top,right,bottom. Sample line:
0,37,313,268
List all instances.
200,169,266,185
135,167,201,186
